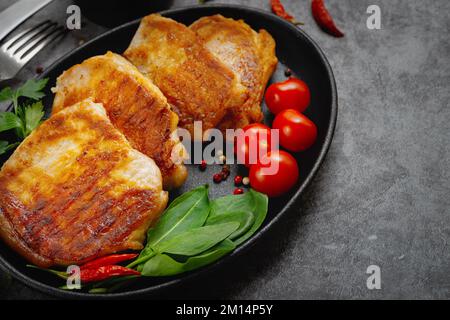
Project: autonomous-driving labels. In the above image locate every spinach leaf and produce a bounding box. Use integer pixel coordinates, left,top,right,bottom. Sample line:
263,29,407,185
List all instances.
210,189,268,245
142,253,183,276
205,210,255,241
210,190,254,213
129,185,211,267
133,188,267,274
154,222,239,256
141,239,236,277
146,185,211,247
183,238,235,271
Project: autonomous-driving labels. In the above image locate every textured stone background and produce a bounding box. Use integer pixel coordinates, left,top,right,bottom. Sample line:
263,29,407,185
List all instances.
0,0,449,299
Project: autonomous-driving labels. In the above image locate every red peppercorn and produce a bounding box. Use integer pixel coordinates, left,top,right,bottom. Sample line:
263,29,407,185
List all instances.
199,160,207,171
233,188,244,195
222,164,230,173
221,165,231,179
213,173,222,183
234,175,243,186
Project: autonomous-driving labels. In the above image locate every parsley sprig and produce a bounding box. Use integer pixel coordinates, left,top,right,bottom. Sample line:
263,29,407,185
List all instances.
0,78,48,155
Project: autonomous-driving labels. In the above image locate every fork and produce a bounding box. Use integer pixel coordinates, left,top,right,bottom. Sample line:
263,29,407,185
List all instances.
0,20,66,81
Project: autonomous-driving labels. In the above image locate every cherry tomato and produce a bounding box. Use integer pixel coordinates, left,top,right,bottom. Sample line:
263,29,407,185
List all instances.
234,123,273,167
265,77,311,114
249,150,299,197
272,109,317,152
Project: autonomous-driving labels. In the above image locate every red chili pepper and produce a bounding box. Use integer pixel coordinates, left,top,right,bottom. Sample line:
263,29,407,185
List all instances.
311,0,344,37
80,253,138,270
79,265,140,283
270,0,303,25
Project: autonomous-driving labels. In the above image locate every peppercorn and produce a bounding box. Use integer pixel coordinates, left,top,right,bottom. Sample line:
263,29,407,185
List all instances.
233,188,244,195
234,175,243,186
221,165,230,180
220,171,229,180
213,173,222,183
284,68,292,77
222,164,231,174
199,160,207,171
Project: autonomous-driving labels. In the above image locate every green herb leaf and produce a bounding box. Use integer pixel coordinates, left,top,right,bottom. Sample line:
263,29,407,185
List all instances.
0,87,14,102
16,78,49,101
209,189,268,245
0,140,19,155
154,222,239,256
141,239,236,277
0,78,48,114
206,210,255,241
0,112,22,132
0,78,48,142
23,101,45,137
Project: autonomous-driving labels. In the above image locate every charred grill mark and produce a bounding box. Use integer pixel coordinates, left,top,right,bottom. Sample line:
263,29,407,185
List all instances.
0,191,37,249
6,152,120,259
0,145,157,263
64,189,156,260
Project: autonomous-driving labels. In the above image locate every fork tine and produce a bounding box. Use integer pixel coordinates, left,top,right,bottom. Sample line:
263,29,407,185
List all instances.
14,24,62,58
18,27,66,64
11,23,58,56
1,20,51,50
2,21,53,53
0,20,65,81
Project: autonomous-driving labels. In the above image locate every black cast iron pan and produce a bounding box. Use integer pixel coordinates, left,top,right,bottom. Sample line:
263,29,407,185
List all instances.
0,4,337,299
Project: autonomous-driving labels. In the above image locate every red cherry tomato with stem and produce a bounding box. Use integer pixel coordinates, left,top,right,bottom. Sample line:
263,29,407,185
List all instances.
249,150,299,197
265,77,311,115
272,109,317,152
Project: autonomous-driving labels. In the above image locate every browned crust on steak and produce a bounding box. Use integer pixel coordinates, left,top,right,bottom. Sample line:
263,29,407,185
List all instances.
0,100,168,267
52,52,187,190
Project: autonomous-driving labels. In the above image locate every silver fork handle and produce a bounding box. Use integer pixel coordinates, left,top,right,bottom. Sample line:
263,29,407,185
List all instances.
0,0,54,42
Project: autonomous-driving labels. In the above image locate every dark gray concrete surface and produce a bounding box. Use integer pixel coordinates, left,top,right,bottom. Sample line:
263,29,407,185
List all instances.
0,0,449,299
